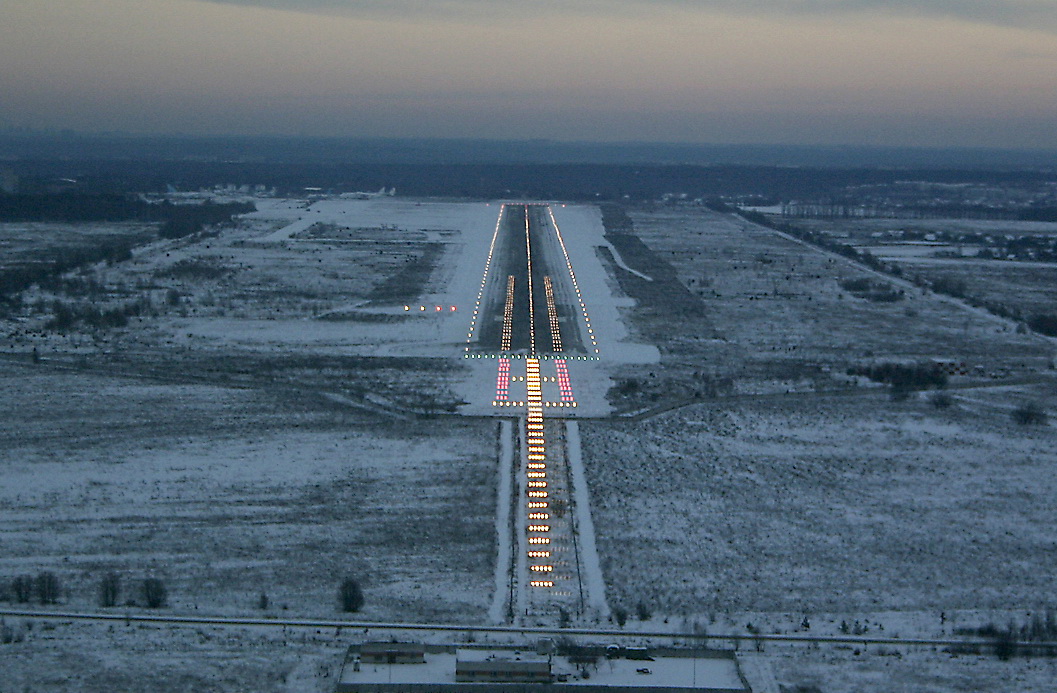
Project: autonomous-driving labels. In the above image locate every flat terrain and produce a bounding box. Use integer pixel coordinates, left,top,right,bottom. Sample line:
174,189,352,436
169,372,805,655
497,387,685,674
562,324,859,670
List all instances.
4,199,1057,692
0,620,345,693
1,200,511,649
585,205,1057,691
0,360,497,623
0,221,155,267
762,647,1057,693
597,207,1055,416
582,392,1057,617
791,216,1057,320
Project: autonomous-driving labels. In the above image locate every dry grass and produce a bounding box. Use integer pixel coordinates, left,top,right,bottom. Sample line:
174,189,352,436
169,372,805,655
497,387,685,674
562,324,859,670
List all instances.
0,361,497,624
626,207,1053,391
582,393,1057,617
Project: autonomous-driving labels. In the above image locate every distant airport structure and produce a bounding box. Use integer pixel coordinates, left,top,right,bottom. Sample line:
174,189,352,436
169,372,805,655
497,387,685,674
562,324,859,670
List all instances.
335,641,752,692
340,187,397,200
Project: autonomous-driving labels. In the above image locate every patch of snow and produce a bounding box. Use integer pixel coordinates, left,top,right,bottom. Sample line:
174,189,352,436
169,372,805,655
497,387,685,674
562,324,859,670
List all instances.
565,421,609,619
489,420,515,624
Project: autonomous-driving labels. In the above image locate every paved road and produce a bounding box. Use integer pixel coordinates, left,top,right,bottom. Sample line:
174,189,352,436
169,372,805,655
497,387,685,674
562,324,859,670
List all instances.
1,608,1035,650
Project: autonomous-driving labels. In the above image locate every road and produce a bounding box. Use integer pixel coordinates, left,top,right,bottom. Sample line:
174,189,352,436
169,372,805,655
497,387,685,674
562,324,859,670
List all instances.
0,608,1036,651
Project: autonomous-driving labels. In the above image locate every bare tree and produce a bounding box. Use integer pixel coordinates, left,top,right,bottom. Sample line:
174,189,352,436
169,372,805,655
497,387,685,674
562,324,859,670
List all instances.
143,578,168,609
11,576,33,604
1013,402,1048,425
35,572,60,605
99,572,120,608
339,578,364,613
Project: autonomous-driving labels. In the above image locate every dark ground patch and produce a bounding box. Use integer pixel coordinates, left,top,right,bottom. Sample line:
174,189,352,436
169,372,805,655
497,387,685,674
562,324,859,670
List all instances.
599,205,715,344
366,242,444,305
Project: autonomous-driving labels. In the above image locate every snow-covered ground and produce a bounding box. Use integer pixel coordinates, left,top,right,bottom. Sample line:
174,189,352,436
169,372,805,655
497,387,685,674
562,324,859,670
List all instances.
236,198,659,417
565,421,608,619
549,204,660,367
0,363,498,624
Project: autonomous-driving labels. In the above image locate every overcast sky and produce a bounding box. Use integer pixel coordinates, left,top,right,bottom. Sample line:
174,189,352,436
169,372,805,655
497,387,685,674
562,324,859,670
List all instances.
2,0,1056,148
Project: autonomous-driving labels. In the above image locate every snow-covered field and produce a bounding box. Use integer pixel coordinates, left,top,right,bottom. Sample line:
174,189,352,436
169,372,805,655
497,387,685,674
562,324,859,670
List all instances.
0,361,498,626
766,644,1057,692
584,392,1057,617
581,393,1057,688
598,208,1056,617
575,206,1057,691
0,196,663,688
550,204,660,368
6,198,1056,691
0,620,346,693
0,221,156,265
626,208,1053,393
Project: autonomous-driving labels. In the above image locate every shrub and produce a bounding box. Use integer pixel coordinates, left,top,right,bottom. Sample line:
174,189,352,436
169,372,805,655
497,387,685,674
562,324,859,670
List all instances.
35,572,60,605
11,576,33,604
99,572,120,608
994,631,1017,661
848,361,948,391
0,621,26,645
929,392,955,409
142,578,168,608
890,383,913,402
1028,314,1057,337
157,258,231,280
839,278,873,293
339,578,364,613
930,274,969,299
1012,402,1048,426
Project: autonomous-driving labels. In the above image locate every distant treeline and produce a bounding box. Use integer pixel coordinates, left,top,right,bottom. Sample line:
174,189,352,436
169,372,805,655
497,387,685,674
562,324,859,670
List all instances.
0,241,134,299
1017,207,1057,222
0,193,149,222
0,193,253,226
8,159,1057,203
45,296,153,331
0,194,253,299
4,132,1057,169
847,362,948,390
724,204,1057,338
784,202,1057,222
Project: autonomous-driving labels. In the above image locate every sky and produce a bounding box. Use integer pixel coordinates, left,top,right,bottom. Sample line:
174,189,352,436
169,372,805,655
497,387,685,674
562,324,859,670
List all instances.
2,0,1056,149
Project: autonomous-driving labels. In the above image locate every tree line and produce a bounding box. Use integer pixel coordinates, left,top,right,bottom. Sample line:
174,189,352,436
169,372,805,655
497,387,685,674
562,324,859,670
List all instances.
727,205,1057,338
0,193,253,225
2,571,366,614
0,194,253,301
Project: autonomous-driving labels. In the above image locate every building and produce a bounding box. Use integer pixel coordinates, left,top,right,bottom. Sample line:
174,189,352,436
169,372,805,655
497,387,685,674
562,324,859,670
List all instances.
335,642,752,693
360,642,426,665
455,650,551,683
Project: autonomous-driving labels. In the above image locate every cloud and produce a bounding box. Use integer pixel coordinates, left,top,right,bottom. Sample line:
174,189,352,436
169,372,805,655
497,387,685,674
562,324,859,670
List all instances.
197,0,1057,33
